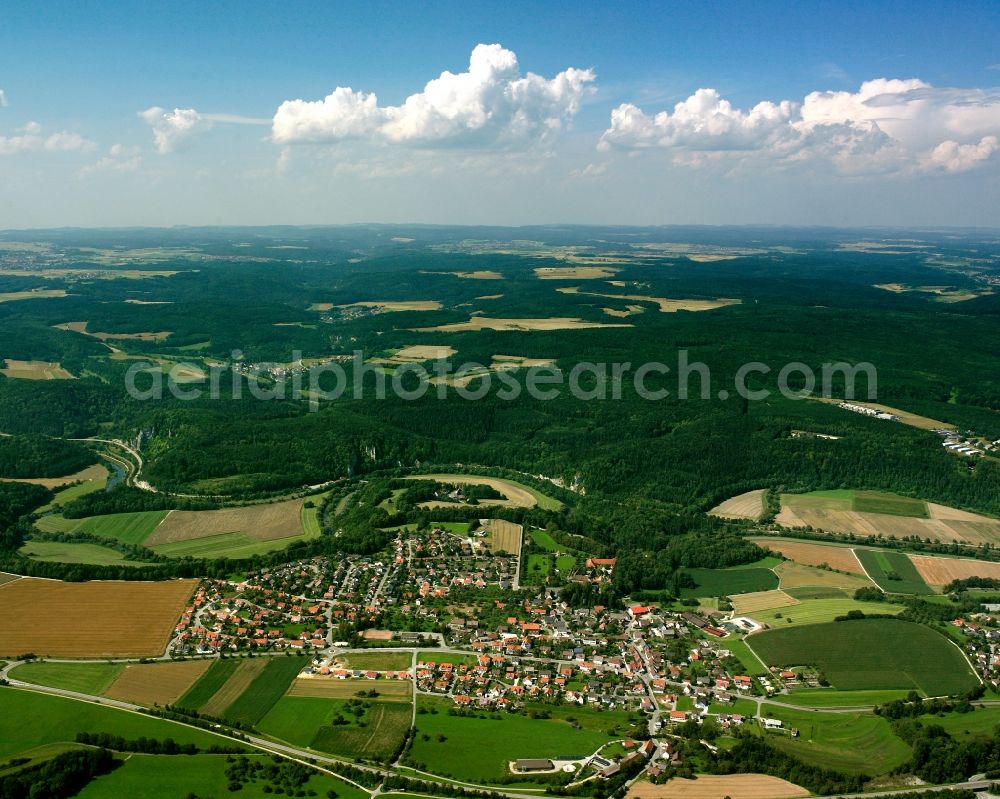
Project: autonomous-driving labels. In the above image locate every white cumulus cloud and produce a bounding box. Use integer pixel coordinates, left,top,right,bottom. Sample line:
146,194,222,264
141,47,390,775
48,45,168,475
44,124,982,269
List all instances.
0,90,7,108
272,43,595,148
0,122,95,155
78,143,142,177
601,78,1000,175
139,106,210,154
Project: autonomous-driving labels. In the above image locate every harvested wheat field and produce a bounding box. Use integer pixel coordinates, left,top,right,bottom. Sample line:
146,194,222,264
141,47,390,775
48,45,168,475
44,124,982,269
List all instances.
54,321,172,341
0,359,75,380
909,555,1000,587
776,505,1000,545
0,578,195,657
289,678,412,700
4,463,107,489
774,561,874,591
145,499,305,546
750,539,866,574
486,519,523,555
628,774,809,799
0,572,21,587
388,345,458,361
428,270,503,280
406,474,539,508
104,659,212,706
534,266,620,280
557,286,739,313
0,289,69,302
709,489,766,520
732,590,799,615
415,316,632,332
339,300,442,312
199,658,269,717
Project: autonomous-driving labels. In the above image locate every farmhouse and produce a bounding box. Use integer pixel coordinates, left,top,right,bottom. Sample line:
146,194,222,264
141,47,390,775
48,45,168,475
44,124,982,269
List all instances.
514,758,554,773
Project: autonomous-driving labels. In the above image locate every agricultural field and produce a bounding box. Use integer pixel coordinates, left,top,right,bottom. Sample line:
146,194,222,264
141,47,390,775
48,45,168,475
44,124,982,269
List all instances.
198,659,269,718
414,315,632,332
680,567,778,598
557,286,740,313
221,656,308,726
37,472,109,513
337,651,414,671
386,344,458,361
773,561,874,591
407,697,636,783
627,774,809,799
776,491,1000,545
708,489,766,520
102,659,212,706
287,677,412,700
780,688,915,707
0,359,75,379
9,661,124,695
0,288,69,302
311,700,411,761
176,659,240,710
0,578,196,658
909,554,1000,587
19,540,145,567
751,538,865,574
749,618,978,694
0,572,20,587
3,463,107,490
746,597,904,628
484,518,523,555
145,498,307,547
405,473,563,510
854,549,934,594
76,754,368,799
758,704,911,774
337,299,443,312
731,589,798,615
35,510,168,545
534,266,620,279
0,689,239,760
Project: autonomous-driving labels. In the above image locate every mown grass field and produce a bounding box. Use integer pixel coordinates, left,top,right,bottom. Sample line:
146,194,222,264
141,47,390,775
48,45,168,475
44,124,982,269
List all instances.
36,471,108,513
855,549,935,594
680,567,778,598
747,597,904,627
0,689,238,759
19,540,145,566
749,618,978,694
10,661,124,695
852,490,928,517
717,637,769,676
339,651,413,671
758,703,911,774
75,511,168,545
75,753,368,799
780,688,916,707
311,700,411,761
150,531,308,559
406,697,634,783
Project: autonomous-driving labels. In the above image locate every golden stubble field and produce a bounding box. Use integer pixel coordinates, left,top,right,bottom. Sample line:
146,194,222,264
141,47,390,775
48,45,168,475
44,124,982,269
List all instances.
628,774,809,799
145,498,305,546
0,578,196,657
709,489,766,520
104,659,212,706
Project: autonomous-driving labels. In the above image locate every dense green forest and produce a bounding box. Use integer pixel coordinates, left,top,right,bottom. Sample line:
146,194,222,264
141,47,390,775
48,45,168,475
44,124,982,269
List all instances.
0,435,93,478
1,226,999,572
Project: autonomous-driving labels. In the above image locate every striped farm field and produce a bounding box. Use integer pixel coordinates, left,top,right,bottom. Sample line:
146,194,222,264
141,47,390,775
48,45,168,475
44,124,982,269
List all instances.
909,554,1000,587
751,538,865,574
177,659,240,710
34,510,167,544
198,659,269,717
708,489,766,521
774,561,874,591
103,659,213,706
627,774,808,799
145,499,307,547
855,549,934,594
0,578,196,658
731,589,799,615
221,656,308,726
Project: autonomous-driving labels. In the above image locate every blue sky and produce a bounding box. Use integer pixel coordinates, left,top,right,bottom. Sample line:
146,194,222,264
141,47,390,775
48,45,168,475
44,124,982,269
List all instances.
2,1,1000,227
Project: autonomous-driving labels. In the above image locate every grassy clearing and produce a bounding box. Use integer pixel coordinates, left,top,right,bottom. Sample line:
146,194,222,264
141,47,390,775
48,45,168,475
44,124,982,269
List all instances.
10,661,123,695
759,703,910,774
37,475,108,513
19,540,145,566
750,618,978,694
855,549,934,595
680,567,778,598
407,697,635,783
222,656,307,726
